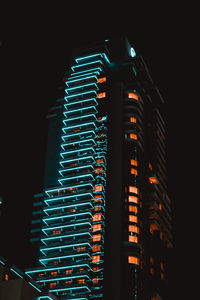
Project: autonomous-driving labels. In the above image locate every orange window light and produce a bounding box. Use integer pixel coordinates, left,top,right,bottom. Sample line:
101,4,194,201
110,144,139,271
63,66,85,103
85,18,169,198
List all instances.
129,215,138,223
65,269,72,275
97,92,106,99
93,267,99,271
161,262,164,271
131,168,138,175
39,273,44,277
93,277,99,284
92,245,101,252
128,92,139,100
92,214,102,222
150,223,159,234
92,224,101,232
78,279,85,284
94,185,103,192
51,271,57,276
131,159,137,166
128,256,139,265
92,255,101,263
129,186,139,194
129,225,139,233
5,274,9,281
130,133,137,140
128,195,138,204
129,235,138,243
79,268,84,272
149,177,158,184
92,234,101,242
98,77,106,83
96,158,103,164
65,280,71,285
149,162,152,171
130,116,136,123
94,205,101,212
129,205,138,213
53,229,61,235
77,246,86,252
95,167,103,174
94,195,102,202
50,282,56,287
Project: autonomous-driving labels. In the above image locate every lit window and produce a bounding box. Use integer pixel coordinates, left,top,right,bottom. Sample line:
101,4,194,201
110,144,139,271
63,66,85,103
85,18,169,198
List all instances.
94,185,103,192
92,214,102,222
130,133,137,140
92,234,101,242
50,282,56,287
150,223,159,234
96,158,103,164
5,274,9,281
92,245,101,252
93,267,99,271
65,280,71,285
129,205,138,213
149,162,152,171
129,225,139,233
52,229,61,235
128,195,138,204
92,255,100,263
94,195,102,202
150,267,155,275
129,235,138,243
159,203,162,210
95,167,103,174
77,246,86,252
128,92,139,100
131,159,137,166
131,168,138,175
128,256,139,265
94,205,101,212
129,215,138,223
149,177,158,184
130,116,136,123
92,224,101,232
51,271,57,276
98,77,106,83
93,277,99,284
38,273,44,277
129,186,139,194
78,279,85,284
97,92,106,99
65,269,72,275
161,262,164,271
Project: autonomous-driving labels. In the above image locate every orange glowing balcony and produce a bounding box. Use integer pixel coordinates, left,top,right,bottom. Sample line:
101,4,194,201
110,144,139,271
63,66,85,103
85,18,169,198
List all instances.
149,176,158,184
128,92,139,100
128,256,139,265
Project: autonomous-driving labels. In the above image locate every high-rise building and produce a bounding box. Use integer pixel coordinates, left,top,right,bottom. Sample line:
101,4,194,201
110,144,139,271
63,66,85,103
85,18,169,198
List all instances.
26,37,173,300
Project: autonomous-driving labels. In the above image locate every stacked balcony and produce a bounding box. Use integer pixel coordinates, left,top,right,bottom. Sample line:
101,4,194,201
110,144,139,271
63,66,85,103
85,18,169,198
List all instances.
26,52,109,299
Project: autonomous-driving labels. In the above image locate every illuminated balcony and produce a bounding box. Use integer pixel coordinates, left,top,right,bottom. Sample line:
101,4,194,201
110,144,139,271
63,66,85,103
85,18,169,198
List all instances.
62,121,97,135
64,97,98,111
63,105,98,118
58,164,94,177
61,129,96,143
45,182,94,197
60,146,96,160
58,173,95,186
42,210,92,226
63,113,98,127
65,74,98,88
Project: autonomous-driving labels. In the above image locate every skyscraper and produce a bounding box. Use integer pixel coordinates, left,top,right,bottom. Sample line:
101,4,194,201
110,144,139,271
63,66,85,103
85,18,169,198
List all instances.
26,37,173,300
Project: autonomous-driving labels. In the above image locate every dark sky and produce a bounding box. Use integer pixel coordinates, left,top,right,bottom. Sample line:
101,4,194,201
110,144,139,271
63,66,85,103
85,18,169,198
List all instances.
0,4,196,299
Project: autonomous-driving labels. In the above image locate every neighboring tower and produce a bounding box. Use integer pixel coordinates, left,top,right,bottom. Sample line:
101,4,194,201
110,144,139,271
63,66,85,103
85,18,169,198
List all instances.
26,37,173,300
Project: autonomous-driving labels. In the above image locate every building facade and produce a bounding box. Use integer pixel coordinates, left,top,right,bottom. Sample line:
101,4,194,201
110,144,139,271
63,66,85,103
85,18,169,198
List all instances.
26,37,173,300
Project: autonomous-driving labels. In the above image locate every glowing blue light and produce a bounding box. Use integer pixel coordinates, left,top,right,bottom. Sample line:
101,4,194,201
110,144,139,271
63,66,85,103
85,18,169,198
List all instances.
64,90,97,101
71,60,103,72
65,82,98,94
42,221,91,234
37,274,90,283
65,75,98,86
71,67,102,77
50,285,91,293
64,98,98,108
130,47,136,57
63,105,97,116
42,211,92,225
26,263,91,274
28,281,41,292
10,268,23,279
62,121,97,133
40,241,92,254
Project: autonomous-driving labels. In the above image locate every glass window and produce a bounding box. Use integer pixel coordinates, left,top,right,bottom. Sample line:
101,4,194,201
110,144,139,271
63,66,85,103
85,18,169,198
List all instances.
98,77,106,83
129,235,138,243
128,195,138,204
92,224,101,232
129,205,138,213
129,225,139,233
128,92,139,100
97,92,106,98
128,256,139,265
92,234,101,242
130,116,136,123
129,186,139,194
131,168,138,175
130,133,137,140
92,255,101,263
129,215,138,223
131,159,137,166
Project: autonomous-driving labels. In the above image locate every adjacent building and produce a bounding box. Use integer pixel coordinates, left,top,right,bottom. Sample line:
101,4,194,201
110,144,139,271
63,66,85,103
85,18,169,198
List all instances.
26,37,173,300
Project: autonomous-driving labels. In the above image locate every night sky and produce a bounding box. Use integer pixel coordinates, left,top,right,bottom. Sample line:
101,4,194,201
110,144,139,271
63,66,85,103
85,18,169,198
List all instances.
0,4,196,299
